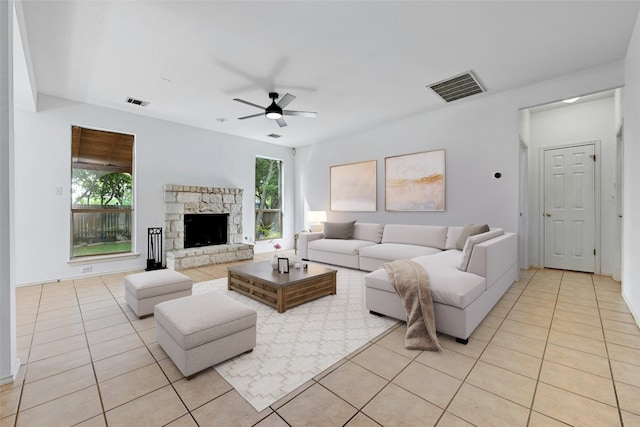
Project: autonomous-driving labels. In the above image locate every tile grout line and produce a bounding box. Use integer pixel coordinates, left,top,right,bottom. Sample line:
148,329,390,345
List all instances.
73,276,109,426
360,272,533,426
11,283,43,427
108,276,204,426
457,270,542,425
594,274,626,427
525,269,565,426
10,266,634,426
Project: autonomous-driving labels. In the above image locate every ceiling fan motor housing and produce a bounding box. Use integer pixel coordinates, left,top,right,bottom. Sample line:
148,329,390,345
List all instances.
265,93,283,118
234,91,316,127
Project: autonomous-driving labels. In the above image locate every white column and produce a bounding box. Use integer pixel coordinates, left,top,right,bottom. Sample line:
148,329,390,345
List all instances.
0,0,18,385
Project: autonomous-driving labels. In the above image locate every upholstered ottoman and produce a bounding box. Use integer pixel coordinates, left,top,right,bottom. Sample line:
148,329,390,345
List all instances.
154,292,257,377
124,270,193,317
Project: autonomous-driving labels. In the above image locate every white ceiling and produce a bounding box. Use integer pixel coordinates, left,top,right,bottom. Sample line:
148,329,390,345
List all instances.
15,1,640,147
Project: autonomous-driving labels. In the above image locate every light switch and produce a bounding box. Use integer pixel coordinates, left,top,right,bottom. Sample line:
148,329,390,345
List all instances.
54,187,63,196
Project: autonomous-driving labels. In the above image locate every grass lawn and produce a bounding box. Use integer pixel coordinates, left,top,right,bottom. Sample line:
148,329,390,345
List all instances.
73,241,132,257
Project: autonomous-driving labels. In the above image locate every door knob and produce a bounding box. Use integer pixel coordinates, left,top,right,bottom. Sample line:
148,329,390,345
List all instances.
618,214,623,218
545,213,551,217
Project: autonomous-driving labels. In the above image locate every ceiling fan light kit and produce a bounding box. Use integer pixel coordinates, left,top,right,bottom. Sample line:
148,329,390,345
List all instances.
265,94,284,119
234,92,317,127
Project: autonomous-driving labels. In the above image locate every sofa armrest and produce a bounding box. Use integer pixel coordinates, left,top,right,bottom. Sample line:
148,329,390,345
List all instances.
298,232,324,259
467,232,517,289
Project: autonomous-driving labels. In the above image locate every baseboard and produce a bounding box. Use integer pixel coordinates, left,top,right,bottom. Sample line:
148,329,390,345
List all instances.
0,357,21,386
16,265,143,288
622,291,640,329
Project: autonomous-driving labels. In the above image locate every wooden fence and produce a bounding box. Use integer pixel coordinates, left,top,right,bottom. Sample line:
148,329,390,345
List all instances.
72,206,131,244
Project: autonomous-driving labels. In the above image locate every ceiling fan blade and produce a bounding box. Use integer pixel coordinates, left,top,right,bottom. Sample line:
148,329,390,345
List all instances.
238,113,264,120
277,93,295,109
233,98,266,110
283,110,317,118
276,118,288,127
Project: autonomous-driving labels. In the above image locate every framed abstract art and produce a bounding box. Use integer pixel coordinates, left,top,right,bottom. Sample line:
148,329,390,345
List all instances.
385,149,445,211
330,160,377,211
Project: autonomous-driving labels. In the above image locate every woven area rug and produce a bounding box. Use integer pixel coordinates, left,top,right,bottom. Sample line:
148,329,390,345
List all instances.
192,267,399,411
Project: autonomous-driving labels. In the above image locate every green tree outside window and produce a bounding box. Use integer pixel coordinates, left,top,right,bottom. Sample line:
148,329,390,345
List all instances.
255,157,283,240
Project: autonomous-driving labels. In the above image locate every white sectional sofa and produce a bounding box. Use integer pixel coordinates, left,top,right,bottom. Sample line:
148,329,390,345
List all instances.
298,222,518,343
300,222,384,269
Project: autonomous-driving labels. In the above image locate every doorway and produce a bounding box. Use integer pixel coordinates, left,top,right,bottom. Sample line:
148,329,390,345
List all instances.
542,143,597,273
519,138,529,269
613,123,624,281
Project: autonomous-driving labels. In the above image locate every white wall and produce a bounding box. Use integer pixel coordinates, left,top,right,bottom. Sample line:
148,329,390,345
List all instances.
623,13,640,323
297,96,520,230
528,97,617,274
14,95,295,285
295,63,626,246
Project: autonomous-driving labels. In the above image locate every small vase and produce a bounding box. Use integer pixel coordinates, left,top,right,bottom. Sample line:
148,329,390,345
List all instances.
271,254,279,270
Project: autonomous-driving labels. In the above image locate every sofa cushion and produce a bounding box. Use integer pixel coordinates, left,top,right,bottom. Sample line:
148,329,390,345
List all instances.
381,224,448,249
308,238,376,255
456,223,490,250
445,226,464,250
353,222,384,243
359,243,441,262
458,229,504,271
365,251,486,309
323,221,356,239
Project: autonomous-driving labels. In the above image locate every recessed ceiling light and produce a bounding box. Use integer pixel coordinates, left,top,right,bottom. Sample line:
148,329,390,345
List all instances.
562,97,580,104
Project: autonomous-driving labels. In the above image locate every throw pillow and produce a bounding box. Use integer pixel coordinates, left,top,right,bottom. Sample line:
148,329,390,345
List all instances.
457,229,504,271
353,223,384,243
455,223,490,250
323,220,356,239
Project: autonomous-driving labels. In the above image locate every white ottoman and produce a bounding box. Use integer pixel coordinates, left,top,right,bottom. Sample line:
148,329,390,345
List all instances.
124,270,193,317
154,292,257,377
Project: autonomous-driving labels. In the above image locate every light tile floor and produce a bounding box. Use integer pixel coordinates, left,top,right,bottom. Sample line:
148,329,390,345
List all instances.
2,253,640,426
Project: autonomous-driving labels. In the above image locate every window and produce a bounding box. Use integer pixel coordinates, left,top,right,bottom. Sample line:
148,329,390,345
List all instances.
71,126,133,257
255,157,282,240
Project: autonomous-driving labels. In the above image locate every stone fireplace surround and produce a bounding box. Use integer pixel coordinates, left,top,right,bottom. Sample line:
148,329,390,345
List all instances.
164,184,253,270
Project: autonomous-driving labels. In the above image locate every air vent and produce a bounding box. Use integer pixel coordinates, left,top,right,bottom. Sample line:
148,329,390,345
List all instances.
267,133,282,139
125,97,150,107
428,71,485,103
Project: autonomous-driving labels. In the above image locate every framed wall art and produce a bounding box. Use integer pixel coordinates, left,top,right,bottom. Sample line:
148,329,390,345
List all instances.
330,160,377,211
385,149,445,211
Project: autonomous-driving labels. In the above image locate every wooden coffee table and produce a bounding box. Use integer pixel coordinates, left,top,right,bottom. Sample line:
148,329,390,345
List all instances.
227,261,337,313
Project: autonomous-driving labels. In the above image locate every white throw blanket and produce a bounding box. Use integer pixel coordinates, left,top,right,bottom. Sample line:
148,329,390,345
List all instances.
384,259,441,351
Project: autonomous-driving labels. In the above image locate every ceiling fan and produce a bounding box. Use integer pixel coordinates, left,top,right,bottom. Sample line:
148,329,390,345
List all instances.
233,92,317,128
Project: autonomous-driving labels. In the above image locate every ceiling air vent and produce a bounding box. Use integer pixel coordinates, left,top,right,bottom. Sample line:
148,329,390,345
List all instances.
428,71,486,103
267,133,282,139
125,97,150,107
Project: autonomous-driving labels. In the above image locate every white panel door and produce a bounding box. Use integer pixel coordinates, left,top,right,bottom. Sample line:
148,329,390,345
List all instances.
543,144,595,272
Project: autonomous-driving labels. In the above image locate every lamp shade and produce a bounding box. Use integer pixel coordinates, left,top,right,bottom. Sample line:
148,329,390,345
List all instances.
307,211,327,231
307,211,327,223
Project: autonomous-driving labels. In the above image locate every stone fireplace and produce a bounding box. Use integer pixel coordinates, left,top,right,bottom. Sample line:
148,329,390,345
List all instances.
163,184,253,270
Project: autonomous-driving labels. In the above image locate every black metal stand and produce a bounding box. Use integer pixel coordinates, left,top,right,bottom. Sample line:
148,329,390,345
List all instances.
146,227,164,271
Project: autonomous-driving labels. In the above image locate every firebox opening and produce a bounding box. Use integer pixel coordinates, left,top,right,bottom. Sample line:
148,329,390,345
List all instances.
184,213,228,249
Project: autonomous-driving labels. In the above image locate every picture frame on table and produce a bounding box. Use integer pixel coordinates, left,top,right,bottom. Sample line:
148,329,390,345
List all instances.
278,257,290,273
